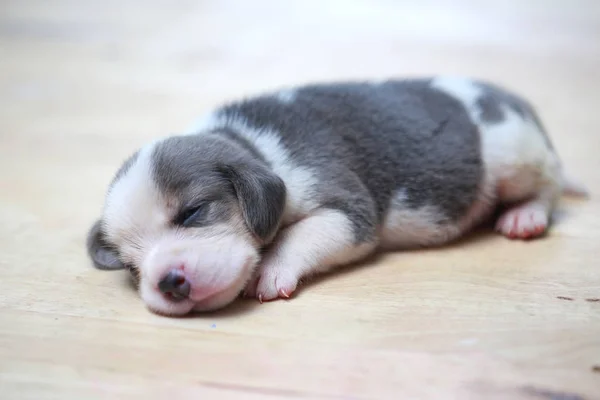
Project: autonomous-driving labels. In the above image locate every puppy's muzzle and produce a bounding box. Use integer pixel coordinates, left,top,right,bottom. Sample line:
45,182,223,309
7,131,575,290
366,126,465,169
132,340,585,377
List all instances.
158,270,191,301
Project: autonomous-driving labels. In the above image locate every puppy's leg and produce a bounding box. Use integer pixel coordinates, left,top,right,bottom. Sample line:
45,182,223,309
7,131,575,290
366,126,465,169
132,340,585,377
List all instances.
431,76,584,241
487,121,565,240
247,207,377,302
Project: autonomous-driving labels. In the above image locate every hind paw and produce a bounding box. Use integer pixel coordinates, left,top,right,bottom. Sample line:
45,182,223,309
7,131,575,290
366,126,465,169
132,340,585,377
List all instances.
495,206,548,240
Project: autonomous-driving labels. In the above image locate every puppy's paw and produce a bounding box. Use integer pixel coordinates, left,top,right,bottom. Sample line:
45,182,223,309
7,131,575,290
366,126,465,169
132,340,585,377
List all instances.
495,205,548,240
252,265,300,303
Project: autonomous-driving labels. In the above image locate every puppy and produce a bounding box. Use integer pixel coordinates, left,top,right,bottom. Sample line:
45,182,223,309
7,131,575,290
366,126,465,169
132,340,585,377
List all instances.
86,76,586,316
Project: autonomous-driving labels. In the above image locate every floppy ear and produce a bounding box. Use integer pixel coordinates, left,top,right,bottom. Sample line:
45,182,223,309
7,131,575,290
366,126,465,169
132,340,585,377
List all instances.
219,162,286,244
86,219,126,270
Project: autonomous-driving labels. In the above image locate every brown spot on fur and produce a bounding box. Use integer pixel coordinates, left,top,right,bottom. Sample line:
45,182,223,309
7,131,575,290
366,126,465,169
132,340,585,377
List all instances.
585,298,600,302
592,365,600,373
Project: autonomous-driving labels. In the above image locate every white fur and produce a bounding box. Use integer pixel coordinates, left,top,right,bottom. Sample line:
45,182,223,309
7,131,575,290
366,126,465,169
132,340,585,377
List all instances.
103,141,165,265
380,190,457,249
141,222,259,315
249,208,376,300
379,187,493,249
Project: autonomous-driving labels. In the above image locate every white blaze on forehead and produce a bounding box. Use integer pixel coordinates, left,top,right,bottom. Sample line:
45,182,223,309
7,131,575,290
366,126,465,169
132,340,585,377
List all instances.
102,140,168,259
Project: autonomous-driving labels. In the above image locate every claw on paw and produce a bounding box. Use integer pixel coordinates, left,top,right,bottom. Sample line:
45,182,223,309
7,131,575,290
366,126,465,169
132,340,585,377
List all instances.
247,265,300,303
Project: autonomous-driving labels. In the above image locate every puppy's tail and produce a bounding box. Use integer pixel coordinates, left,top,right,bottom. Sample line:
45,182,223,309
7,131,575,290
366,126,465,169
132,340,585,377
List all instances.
560,170,589,198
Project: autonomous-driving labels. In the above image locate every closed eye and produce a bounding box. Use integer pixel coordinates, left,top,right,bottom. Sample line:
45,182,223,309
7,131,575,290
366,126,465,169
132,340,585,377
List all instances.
174,202,210,227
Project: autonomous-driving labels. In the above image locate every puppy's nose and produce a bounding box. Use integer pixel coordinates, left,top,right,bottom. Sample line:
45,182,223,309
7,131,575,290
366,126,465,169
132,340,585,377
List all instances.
158,270,191,301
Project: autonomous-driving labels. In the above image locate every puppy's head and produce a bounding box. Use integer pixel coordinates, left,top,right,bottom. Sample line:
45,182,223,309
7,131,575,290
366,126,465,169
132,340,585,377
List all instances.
87,133,286,316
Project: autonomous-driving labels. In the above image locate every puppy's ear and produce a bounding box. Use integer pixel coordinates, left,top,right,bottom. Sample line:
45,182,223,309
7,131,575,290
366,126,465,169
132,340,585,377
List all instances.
219,162,286,244
86,220,126,270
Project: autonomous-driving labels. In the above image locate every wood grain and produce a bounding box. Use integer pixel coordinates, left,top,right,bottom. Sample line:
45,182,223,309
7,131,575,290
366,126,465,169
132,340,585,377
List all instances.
1,0,599,398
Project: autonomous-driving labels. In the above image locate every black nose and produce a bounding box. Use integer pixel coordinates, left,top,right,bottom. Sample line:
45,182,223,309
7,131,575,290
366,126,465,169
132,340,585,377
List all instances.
158,270,191,301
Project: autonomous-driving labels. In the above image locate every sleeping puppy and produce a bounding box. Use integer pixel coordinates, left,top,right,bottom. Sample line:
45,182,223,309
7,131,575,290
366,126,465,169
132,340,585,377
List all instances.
86,76,586,316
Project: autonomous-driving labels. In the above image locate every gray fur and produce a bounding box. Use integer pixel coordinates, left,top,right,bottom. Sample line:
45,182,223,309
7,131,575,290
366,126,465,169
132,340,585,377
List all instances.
87,221,140,279
86,219,126,270
217,162,286,243
476,84,526,122
89,151,140,274
210,126,269,164
102,78,552,251
110,151,139,189
151,134,286,243
213,79,483,242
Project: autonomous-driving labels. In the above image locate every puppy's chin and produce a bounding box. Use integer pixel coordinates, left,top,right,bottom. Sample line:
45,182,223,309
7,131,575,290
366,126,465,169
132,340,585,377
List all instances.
191,275,250,312
139,283,196,317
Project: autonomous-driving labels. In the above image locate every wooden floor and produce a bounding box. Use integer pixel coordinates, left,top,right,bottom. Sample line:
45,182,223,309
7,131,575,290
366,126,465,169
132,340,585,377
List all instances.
1,1,599,398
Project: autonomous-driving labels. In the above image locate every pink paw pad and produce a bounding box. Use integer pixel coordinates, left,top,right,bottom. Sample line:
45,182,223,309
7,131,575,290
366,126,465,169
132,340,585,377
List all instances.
495,206,548,240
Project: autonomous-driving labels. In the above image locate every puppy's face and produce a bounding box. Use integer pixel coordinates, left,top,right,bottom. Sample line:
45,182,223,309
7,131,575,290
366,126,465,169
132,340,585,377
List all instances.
87,134,286,316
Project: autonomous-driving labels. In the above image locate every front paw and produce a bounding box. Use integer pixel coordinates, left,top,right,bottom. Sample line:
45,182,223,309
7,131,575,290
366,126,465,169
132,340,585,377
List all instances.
244,264,300,303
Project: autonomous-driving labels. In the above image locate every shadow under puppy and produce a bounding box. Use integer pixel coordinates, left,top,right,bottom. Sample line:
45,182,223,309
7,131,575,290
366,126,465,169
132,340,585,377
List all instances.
86,76,587,316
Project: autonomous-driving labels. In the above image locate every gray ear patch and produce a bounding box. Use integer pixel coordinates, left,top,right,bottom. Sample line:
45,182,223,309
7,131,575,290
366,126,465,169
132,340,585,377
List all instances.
218,162,286,244
86,220,126,270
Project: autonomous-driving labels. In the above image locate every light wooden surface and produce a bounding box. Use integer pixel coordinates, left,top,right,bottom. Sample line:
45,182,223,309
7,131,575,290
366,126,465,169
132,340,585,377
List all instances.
1,1,599,398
